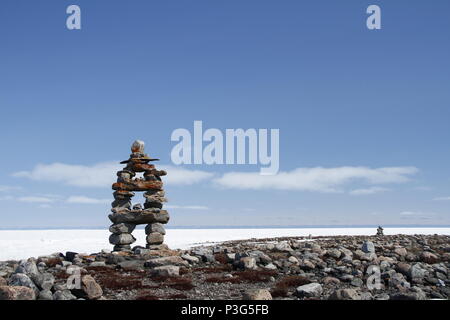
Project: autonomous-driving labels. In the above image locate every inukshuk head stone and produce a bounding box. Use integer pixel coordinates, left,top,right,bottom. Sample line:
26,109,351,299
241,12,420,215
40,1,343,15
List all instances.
108,140,169,251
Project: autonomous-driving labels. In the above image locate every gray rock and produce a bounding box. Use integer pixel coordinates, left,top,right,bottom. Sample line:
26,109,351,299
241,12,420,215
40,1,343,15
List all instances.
61,261,72,267
263,263,277,270
361,241,375,253
109,223,136,234
340,274,354,282
390,287,426,300
109,233,136,245
53,290,77,300
350,278,364,287
118,260,145,270
389,273,411,290
360,292,373,300
152,265,179,277
409,263,428,281
181,254,200,264
329,289,361,300
327,248,342,259
226,253,236,262
296,283,323,298
145,223,166,235
15,260,42,284
432,263,448,275
134,248,151,255
35,273,55,291
38,289,53,300
274,242,293,252
146,232,164,245
8,273,39,295
202,253,216,263
89,261,107,267
144,256,188,268
108,209,169,225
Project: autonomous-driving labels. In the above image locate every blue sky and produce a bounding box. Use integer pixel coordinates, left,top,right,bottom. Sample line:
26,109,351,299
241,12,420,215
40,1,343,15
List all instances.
1,0,449,228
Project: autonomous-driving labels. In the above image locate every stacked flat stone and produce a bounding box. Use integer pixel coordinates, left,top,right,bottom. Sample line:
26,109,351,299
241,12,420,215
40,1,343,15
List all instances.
376,226,384,236
108,140,170,251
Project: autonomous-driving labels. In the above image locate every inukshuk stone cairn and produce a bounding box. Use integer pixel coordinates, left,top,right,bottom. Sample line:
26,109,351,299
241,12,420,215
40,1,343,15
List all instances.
108,140,169,251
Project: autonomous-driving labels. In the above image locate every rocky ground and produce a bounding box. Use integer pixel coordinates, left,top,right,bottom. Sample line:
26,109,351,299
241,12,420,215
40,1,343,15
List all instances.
1,234,449,300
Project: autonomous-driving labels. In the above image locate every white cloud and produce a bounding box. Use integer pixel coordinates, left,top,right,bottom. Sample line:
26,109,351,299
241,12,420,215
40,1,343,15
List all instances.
214,166,418,192
0,185,22,192
349,187,390,196
66,196,110,204
399,211,435,217
13,162,213,188
165,205,209,210
399,211,418,216
17,196,55,203
159,165,214,185
12,162,121,188
433,196,450,201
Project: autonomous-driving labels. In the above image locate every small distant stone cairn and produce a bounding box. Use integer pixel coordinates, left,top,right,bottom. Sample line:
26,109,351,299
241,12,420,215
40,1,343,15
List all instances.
376,226,384,236
108,140,169,251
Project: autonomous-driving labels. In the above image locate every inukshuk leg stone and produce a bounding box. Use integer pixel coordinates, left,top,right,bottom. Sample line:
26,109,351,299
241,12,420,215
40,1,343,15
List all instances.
108,140,170,251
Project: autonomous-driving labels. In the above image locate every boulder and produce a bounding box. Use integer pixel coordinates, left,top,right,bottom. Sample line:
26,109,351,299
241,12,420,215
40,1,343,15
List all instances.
329,289,361,300
35,273,55,291
274,242,293,252
296,283,323,298
38,289,54,300
108,209,169,225
53,290,77,300
109,223,136,234
65,252,79,262
8,273,39,295
109,233,136,245
394,247,408,257
146,232,164,245
181,254,200,264
152,265,179,277
145,256,188,268
118,260,145,271
145,223,166,235
323,276,340,285
396,262,411,276
288,256,299,264
243,289,272,300
409,263,428,281
361,241,375,254
81,275,103,300
240,257,257,270
0,286,36,300
15,260,42,284
420,252,439,264
327,248,342,259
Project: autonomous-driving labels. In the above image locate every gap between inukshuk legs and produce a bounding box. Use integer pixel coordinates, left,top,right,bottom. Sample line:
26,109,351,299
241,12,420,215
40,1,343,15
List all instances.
108,140,169,251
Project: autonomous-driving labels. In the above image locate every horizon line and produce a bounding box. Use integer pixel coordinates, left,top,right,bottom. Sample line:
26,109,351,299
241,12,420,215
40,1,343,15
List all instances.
1,224,450,231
